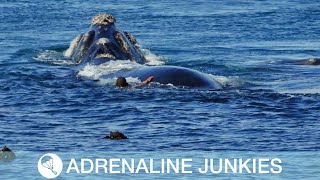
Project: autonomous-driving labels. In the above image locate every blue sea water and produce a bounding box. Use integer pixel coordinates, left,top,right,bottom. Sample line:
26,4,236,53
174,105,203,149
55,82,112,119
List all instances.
0,0,320,179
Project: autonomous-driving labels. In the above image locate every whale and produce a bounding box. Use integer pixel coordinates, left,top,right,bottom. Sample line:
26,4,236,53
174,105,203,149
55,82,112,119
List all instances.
292,58,320,65
0,146,16,161
65,13,222,89
102,66,222,89
65,13,146,65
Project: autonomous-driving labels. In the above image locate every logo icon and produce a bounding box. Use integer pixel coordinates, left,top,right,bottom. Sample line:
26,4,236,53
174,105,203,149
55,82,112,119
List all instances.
38,153,63,179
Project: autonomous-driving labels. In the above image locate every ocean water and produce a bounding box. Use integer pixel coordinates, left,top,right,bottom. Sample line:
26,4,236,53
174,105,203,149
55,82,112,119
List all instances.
0,0,319,179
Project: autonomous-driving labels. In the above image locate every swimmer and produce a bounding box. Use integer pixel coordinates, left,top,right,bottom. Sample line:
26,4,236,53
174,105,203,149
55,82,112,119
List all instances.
116,76,153,88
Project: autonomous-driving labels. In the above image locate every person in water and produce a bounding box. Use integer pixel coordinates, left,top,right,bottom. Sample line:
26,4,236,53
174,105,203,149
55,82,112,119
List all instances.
116,76,154,88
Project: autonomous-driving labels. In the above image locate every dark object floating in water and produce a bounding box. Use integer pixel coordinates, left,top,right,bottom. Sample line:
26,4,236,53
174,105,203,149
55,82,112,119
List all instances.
2,146,12,151
293,57,320,65
105,131,128,140
0,146,16,161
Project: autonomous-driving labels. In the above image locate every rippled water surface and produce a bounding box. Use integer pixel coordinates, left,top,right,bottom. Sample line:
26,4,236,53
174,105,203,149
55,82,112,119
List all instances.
0,0,319,179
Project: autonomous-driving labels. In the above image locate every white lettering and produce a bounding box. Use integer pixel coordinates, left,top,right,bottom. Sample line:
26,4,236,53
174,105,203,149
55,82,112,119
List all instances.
239,159,251,173
150,159,160,173
211,159,223,174
95,159,108,173
181,159,192,173
270,158,282,173
198,159,208,174
258,159,270,173
81,159,93,173
110,159,120,173
225,159,237,173
67,159,80,173
122,159,134,173
136,159,149,173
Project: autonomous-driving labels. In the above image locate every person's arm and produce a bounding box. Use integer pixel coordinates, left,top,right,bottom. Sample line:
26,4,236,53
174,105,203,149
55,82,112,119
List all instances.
133,76,154,88
142,76,154,85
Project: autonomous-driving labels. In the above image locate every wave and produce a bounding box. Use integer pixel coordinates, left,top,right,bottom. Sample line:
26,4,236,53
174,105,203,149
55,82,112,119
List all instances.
33,50,75,65
210,74,246,88
77,60,143,80
34,48,241,88
141,49,166,66
279,88,320,94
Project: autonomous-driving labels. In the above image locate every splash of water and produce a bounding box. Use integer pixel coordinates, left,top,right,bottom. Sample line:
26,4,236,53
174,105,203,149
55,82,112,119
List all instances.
34,48,240,88
142,49,166,66
77,60,143,80
33,50,75,65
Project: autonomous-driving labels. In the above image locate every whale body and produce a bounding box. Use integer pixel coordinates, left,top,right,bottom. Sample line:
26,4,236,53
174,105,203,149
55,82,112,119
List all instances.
103,66,222,89
65,13,222,89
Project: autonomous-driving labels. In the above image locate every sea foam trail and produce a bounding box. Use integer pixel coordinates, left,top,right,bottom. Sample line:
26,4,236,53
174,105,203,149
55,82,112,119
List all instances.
33,50,75,65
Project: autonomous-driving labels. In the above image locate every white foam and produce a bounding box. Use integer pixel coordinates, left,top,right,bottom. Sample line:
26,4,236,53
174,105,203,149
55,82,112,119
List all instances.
279,88,320,94
141,49,166,66
77,49,166,82
207,74,244,88
268,79,320,95
77,60,143,80
252,74,320,95
34,50,75,65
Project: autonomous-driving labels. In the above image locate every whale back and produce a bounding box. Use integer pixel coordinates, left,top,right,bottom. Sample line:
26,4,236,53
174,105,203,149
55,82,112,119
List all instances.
105,66,223,89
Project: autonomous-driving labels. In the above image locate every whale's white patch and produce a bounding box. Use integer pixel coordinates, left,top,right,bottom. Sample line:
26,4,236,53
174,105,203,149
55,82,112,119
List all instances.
96,38,110,45
64,34,82,58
